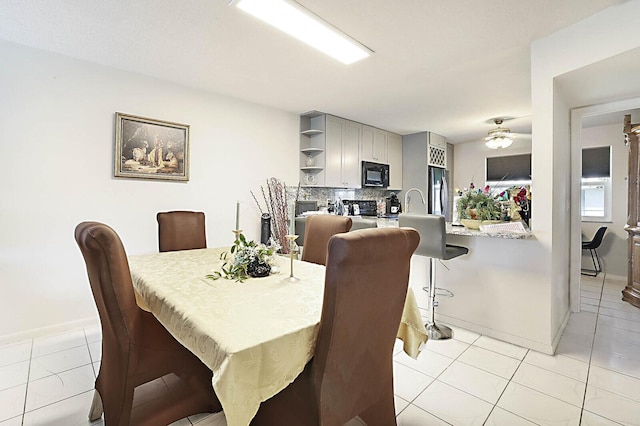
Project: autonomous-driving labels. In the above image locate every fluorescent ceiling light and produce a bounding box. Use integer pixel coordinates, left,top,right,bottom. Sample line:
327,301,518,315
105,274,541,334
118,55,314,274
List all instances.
231,0,372,64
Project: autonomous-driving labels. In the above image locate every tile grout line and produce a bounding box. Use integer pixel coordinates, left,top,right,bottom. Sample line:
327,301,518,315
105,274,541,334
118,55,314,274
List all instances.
396,331,480,425
412,331,533,425
481,348,531,426
580,273,640,425
19,331,98,423
21,339,33,426
578,272,604,425
398,329,538,425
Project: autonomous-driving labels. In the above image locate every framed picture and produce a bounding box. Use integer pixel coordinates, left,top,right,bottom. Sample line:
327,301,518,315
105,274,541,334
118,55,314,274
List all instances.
114,112,190,181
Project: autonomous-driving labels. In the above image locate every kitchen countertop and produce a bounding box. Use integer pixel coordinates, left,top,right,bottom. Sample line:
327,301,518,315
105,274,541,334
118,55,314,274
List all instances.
381,217,533,239
446,222,533,239
297,215,532,239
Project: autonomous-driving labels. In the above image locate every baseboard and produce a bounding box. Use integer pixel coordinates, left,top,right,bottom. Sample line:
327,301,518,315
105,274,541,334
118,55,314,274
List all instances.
550,309,572,355
0,316,100,346
436,313,556,355
604,273,626,281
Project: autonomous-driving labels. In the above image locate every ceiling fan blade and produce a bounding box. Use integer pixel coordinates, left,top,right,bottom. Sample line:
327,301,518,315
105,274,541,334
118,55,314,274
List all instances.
511,132,532,139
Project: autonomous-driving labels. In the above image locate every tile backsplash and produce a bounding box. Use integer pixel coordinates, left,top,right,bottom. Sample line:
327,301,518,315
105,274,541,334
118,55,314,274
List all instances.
286,186,398,209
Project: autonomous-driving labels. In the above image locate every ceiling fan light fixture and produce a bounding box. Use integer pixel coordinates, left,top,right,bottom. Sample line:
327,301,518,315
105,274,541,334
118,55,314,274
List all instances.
485,119,514,149
231,0,372,65
485,136,512,149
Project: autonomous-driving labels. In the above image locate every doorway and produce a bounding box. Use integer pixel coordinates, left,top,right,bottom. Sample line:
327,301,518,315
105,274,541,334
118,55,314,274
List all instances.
570,99,640,312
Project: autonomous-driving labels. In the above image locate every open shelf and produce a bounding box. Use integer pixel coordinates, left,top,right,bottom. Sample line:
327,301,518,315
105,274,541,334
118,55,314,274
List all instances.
300,113,326,186
301,129,324,136
301,148,324,155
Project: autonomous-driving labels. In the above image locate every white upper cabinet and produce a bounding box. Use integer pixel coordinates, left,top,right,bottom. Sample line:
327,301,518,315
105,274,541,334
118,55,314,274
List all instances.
300,112,403,189
325,115,362,188
361,125,387,163
343,120,362,188
428,132,447,169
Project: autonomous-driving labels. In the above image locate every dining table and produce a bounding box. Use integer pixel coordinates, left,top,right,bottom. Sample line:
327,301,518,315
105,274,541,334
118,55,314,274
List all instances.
128,247,427,426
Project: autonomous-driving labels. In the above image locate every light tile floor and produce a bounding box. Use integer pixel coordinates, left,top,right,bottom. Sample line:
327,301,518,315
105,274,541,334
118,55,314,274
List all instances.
1,275,639,425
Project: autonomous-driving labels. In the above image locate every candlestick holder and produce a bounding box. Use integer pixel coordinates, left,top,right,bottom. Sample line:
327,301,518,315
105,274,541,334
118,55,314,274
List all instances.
232,229,243,245
283,234,300,282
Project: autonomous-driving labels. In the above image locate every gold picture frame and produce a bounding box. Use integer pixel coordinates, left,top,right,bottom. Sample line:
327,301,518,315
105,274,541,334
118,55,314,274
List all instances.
114,112,190,181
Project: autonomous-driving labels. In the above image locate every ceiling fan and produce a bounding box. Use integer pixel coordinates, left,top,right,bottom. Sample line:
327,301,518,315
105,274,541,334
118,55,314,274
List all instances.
484,117,532,149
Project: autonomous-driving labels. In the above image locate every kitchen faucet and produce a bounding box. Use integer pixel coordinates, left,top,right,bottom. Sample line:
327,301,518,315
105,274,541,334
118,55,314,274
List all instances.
404,188,426,214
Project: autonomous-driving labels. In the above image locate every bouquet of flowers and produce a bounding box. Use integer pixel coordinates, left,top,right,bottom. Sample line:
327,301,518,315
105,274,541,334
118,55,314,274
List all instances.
456,184,502,221
206,233,281,282
496,186,531,223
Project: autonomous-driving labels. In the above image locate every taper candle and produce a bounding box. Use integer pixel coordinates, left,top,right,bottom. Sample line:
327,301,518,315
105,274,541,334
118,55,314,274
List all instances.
235,201,240,230
290,204,295,235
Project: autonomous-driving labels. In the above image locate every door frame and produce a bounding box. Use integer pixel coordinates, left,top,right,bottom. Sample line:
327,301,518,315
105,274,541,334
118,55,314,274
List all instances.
570,96,640,312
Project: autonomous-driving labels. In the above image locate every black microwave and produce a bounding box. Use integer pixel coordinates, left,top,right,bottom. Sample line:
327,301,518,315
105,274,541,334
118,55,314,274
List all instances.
362,161,389,188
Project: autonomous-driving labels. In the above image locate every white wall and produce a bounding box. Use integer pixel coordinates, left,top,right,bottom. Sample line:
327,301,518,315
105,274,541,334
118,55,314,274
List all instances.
549,87,572,335
452,138,532,193
0,40,299,340
580,124,628,276
531,0,640,322
450,128,564,352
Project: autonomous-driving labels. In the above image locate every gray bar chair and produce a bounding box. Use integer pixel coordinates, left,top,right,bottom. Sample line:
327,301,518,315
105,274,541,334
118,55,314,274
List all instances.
399,213,469,340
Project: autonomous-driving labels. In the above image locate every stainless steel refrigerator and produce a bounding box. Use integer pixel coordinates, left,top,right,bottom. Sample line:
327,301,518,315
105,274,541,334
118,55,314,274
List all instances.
429,166,451,221
401,131,452,220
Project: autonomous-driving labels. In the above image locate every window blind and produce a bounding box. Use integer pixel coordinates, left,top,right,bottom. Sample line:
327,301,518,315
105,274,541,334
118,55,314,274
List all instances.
486,154,531,181
582,146,611,178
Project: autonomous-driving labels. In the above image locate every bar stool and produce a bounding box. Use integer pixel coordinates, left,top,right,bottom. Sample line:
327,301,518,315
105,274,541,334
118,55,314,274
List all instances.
399,213,469,340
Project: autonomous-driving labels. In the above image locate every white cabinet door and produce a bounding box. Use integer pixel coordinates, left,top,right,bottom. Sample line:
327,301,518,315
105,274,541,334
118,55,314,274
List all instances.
373,128,387,163
387,132,403,190
343,120,362,188
362,125,387,163
324,115,362,188
325,115,344,187
361,125,375,162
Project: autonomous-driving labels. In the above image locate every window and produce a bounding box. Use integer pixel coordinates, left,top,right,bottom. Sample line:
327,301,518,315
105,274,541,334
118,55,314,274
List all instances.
581,146,611,222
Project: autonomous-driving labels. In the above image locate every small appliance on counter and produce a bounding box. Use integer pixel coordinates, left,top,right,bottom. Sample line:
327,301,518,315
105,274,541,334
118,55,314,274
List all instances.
260,213,271,244
384,193,402,217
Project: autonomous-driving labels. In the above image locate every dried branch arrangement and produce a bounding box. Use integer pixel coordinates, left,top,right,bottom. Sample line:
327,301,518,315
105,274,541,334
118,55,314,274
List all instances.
251,177,290,253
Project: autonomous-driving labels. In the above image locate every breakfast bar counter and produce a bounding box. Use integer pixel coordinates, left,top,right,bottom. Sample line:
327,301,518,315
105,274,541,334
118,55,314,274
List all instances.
296,214,551,352
406,222,558,354
445,222,534,239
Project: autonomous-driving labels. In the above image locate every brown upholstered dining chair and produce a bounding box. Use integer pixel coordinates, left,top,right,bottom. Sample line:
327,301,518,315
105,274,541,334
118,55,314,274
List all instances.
251,227,420,426
300,215,352,266
157,210,207,252
75,222,220,426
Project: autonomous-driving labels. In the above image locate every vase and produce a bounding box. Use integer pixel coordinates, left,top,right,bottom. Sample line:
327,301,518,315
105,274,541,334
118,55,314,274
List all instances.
460,219,481,230
247,260,271,277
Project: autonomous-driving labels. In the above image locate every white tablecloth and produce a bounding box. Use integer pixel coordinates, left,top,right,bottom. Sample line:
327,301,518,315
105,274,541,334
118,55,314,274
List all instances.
129,247,426,426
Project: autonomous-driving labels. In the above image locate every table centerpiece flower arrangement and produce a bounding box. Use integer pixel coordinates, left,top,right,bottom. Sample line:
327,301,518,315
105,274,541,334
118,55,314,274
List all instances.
206,233,281,282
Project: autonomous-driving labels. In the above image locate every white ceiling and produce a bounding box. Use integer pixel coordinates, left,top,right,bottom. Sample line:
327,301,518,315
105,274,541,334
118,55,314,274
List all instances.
0,0,632,143
557,45,640,128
